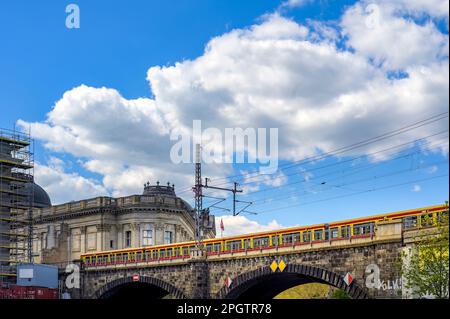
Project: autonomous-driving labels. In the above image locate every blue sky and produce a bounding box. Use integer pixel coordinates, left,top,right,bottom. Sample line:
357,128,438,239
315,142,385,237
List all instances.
1,0,448,235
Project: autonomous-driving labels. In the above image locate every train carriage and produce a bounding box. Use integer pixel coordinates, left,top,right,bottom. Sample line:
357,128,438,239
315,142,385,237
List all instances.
81,204,448,268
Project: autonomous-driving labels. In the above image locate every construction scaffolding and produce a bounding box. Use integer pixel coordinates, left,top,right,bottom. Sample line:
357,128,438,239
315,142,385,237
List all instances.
0,127,34,284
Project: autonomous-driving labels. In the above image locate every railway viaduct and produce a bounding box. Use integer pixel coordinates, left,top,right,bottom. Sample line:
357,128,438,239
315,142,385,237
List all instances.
64,219,420,299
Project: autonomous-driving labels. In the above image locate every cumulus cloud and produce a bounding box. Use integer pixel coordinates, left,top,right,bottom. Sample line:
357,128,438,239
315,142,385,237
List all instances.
428,165,439,174
278,0,312,10
19,1,449,204
215,215,285,237
240,170,288,194
341,1,448,70
35,157,108,204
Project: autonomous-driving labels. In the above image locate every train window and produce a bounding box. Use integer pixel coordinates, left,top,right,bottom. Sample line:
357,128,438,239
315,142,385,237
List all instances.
182,247,189,256
253,237,269,248
152,250,158,259
403,216,418,229
303,231,311,242
438,210,449,223
167,248,173,257
206,244,213,253
136,252,142,261
160,249,166,258
314,230,323,241
330,228,339,239
271,235,280,246
353,222,374,235
226,240,242,251
420,213,434,227
214,243,221,252
282,234,293,245
243,239,251,249
340,226,350,238
293,232,301,243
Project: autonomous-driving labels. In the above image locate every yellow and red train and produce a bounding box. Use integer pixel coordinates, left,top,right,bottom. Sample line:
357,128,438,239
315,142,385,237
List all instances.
81,204,448,268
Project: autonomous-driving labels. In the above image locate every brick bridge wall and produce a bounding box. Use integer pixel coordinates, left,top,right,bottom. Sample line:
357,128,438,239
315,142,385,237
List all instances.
73,239,404,299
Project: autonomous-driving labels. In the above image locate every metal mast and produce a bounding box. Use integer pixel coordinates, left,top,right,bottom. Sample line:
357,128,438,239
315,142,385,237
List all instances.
193,144,203,247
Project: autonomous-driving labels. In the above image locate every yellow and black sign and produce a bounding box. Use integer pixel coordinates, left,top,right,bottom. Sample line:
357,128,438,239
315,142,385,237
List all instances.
270,260,286,272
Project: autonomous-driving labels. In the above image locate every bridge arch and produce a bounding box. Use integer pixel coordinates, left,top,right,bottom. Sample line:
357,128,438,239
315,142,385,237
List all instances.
216,264,368,299
92,275,187,299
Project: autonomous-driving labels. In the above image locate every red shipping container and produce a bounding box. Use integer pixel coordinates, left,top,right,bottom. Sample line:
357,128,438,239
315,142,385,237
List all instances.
0,285,58,299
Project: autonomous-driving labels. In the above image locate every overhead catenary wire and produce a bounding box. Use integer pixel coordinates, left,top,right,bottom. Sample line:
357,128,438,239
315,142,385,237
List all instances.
175,128,448,196
252,174,449,215
172,112,449,215
250,159,449,206
205,111,449,188
239,132,448,193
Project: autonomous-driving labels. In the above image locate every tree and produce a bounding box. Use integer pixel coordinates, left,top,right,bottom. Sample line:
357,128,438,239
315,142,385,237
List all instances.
401,211,449,299
330,289,351,299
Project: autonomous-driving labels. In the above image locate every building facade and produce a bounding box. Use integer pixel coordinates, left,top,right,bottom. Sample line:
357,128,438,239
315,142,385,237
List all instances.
28,182,215,265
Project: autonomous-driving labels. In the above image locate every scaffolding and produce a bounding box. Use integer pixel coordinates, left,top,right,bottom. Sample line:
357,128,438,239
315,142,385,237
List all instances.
0,127,34,284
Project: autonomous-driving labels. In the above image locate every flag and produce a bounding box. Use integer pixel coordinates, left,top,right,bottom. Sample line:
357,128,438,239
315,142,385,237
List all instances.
225,273,232,288
220,218,224,232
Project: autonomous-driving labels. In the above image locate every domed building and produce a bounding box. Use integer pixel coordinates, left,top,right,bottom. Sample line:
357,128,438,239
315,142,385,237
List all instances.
29,182,216,264
21,182,52,208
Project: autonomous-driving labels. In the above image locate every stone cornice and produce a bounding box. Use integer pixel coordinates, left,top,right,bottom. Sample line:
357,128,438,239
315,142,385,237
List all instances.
32,205,196,230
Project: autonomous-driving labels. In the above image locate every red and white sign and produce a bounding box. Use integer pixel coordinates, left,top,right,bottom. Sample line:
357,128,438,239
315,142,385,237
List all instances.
344,272,353,286
225,273,232,288
133,273,140,282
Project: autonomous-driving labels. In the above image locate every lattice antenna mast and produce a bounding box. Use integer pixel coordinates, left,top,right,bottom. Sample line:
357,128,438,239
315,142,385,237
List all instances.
193,144,203,247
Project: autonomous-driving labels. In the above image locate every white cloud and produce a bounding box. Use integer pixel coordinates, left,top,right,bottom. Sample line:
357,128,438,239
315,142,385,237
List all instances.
34,157,108,205
19,1,449,205
412,184,422,192
279,0,312,10
428,165,439,174
215,215,286,237
240,170,288,194
341,1,448,70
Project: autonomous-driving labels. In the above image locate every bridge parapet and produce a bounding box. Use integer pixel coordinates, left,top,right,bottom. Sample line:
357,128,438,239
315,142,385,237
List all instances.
375,219,403,242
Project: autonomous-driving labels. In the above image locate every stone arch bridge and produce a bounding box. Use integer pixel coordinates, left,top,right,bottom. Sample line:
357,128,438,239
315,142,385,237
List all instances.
68,219,414,299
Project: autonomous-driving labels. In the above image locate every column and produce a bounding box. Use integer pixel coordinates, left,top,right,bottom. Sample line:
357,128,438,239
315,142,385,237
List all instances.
117,224,123,249
80,226,86,254
131,223,139,247
155,223,165,245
